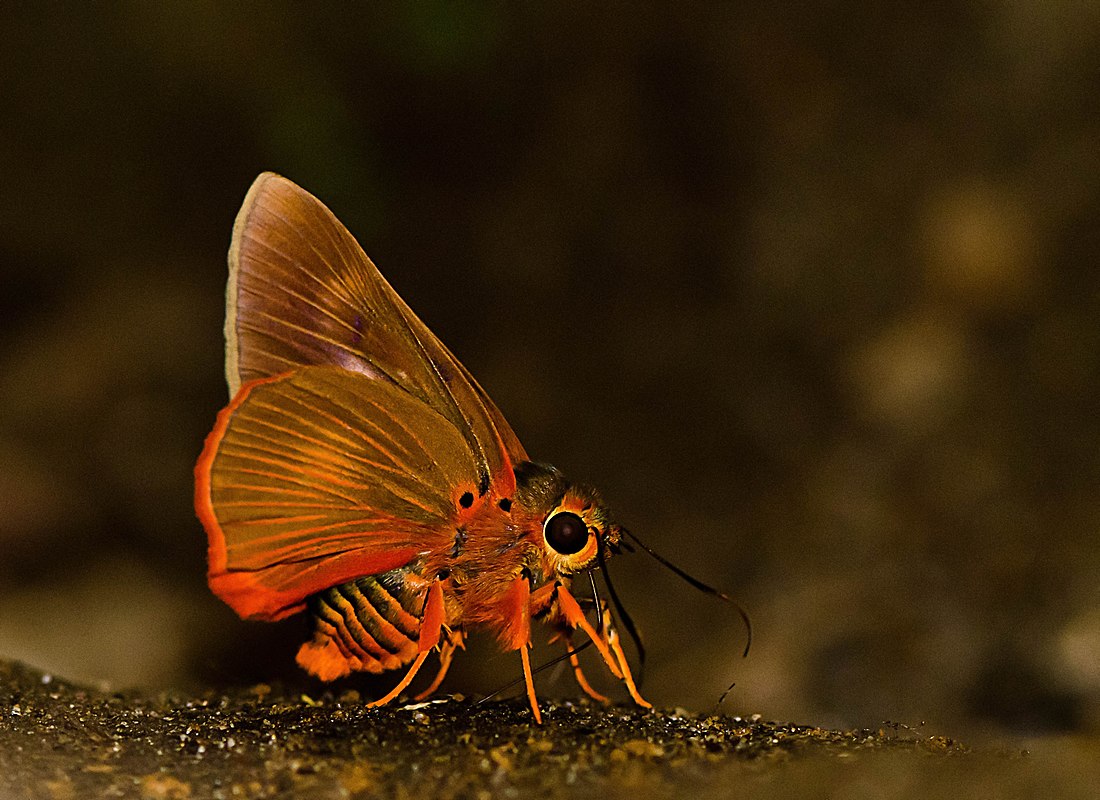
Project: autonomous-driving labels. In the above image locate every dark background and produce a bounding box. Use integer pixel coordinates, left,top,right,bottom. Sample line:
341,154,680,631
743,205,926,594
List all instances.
2,5,1098,739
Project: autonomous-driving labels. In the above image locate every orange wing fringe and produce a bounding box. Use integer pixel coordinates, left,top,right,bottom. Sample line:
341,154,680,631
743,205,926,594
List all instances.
296,635,354,681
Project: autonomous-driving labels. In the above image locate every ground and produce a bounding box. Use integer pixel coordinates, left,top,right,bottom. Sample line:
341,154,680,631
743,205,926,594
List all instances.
4,658,1097,800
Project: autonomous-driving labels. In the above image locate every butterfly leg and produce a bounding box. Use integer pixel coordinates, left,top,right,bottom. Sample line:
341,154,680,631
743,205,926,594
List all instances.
554,585,621,679
567,646,609,703
502,574,542,723
604,618,651,709
366,578,446,709
548,622,609,703
555,584,651,708
565,595,611,702
519,643,541,724
413,630,465,701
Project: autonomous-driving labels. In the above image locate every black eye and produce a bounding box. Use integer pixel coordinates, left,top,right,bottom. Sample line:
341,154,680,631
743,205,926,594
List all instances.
544,512,591,556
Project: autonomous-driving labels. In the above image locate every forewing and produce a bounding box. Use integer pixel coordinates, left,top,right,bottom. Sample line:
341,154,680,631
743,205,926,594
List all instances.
196,366,481,620
226,173,527,496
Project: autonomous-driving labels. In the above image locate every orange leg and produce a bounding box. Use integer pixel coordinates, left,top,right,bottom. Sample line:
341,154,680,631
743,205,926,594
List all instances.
504,575,543,723
366,650,431,708
367,578,446,709
555,587,623,679
555,584,651,709
607,626,651,708
413,632,464,701
568,648,609,703
519,645,542,724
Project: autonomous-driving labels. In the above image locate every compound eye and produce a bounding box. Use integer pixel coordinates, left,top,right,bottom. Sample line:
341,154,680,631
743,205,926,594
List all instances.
544,511,591,556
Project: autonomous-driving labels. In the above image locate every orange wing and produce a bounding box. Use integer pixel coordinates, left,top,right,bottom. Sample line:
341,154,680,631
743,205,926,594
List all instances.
224,173,527,496
197,366,483,620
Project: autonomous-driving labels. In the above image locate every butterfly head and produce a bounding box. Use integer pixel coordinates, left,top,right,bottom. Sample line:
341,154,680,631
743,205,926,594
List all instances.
513,461,621,578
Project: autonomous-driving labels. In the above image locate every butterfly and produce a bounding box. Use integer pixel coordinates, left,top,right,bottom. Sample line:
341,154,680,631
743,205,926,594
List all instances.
194,173,653,723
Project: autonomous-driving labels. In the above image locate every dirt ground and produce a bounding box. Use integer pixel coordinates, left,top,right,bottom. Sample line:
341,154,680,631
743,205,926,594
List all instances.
3,658,1097,800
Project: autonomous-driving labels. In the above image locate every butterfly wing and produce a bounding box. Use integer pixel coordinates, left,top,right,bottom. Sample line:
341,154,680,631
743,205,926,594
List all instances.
199,173,529,620
197,365,482,620
225,172,527,496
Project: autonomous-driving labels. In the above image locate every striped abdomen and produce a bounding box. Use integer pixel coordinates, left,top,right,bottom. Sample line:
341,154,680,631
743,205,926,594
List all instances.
296,569,426,680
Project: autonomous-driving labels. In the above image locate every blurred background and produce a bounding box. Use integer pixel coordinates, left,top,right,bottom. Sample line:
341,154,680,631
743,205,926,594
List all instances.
1,4,1098,740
